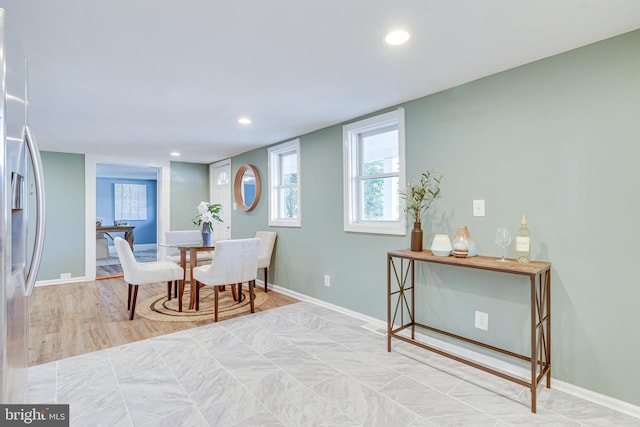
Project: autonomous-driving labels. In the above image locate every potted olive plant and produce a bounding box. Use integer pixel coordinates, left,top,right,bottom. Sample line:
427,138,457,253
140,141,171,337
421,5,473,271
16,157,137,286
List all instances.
400,170,443,251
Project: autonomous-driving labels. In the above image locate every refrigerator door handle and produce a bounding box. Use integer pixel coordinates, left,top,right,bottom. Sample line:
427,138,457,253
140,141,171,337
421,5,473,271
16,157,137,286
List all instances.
24,126,45,296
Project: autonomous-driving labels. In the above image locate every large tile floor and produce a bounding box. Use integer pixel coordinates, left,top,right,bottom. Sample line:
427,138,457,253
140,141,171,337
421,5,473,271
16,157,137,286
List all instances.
28,301,639,427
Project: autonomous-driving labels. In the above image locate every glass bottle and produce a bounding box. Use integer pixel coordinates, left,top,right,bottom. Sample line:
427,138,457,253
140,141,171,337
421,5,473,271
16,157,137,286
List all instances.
516,214,531,263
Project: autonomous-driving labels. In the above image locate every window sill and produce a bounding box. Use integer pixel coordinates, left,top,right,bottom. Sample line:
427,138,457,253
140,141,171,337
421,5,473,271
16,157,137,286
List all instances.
344,223,405,235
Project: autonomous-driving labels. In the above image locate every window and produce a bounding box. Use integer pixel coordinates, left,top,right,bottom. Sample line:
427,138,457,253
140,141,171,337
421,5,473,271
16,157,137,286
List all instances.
343,109,405,234
216,170,229,185
268,139,301,227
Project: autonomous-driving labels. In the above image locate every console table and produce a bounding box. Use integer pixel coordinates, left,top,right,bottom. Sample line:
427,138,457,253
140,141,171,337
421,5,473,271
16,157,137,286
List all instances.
387,249,551,413
97,225,135,250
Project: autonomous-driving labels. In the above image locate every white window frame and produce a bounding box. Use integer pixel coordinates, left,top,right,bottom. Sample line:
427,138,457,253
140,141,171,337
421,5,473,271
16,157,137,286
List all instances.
268,138,301,227
343,109,406,235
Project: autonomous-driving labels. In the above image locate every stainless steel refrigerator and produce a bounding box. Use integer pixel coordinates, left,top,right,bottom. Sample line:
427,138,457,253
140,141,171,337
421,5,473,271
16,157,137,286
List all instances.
0,8,46,403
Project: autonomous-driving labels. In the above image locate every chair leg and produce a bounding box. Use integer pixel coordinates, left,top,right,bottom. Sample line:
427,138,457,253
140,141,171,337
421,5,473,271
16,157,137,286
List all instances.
249,280,255,313
127,284,132,310
264,268,268,292
195,280,200,311
231,284,237,302
167,280,178,301
129,285,139,320
237,283,242,302
214,286,219,322
178,280,183,312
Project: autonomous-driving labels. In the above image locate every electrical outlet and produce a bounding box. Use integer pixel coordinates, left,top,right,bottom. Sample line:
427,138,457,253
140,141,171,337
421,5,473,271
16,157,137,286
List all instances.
473,199,485,217
324,274,330,287
60,273,72,279
475,311,488,330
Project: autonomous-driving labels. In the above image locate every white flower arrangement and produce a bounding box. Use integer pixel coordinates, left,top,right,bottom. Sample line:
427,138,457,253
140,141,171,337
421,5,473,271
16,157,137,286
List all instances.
193,201,223,232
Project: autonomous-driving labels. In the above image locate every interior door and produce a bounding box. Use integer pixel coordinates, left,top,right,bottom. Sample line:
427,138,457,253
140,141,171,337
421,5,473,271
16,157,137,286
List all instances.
210,160,231,240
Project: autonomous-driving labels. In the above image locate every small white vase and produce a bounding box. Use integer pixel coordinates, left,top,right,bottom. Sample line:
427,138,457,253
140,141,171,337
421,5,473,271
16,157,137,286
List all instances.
430,234,452,257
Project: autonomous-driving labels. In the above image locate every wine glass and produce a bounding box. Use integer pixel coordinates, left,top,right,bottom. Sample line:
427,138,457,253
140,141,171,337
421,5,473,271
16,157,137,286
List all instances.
495,227,512,262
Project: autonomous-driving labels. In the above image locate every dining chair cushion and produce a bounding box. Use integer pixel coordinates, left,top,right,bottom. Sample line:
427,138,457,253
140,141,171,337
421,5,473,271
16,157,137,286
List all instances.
193,238,259,286
255,231,277,269
115,237,183,285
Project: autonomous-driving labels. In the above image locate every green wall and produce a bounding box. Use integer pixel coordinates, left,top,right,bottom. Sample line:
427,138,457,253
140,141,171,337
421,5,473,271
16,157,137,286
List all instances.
34,28,640,407
169,161,210,230
231,29,640,406
38,152,85,280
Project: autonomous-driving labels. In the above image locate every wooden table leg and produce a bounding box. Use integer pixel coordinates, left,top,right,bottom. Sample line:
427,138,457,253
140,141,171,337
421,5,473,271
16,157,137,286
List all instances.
178,250,187,312
125,230,134,250
189,248,198,310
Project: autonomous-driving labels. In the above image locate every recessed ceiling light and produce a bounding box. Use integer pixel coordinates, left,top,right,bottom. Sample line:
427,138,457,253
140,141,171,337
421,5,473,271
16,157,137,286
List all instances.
237,117,252,125
385,30,410,46
170,152,181,157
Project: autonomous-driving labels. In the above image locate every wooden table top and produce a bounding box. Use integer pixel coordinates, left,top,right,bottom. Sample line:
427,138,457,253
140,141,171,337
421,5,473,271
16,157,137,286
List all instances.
96,225,135,232
159,242,215,250
388,249,551,276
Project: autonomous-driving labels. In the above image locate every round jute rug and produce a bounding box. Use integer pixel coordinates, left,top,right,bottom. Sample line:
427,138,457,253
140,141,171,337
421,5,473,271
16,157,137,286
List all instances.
135,286,268,322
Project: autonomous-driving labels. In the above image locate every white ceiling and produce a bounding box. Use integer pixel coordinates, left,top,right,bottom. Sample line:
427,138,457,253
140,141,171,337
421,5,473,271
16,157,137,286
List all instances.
3,1,640,164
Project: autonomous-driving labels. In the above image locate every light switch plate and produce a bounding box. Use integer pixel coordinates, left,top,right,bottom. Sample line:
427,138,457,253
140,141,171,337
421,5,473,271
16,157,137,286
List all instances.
473,200,485,217
475,311,488,330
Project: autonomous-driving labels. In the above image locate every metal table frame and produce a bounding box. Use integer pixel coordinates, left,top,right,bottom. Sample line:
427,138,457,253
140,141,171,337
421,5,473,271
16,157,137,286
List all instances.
387,249,551,413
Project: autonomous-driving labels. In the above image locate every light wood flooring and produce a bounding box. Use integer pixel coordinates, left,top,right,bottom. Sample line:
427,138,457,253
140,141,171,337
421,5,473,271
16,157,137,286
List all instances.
95,248,158,278
28,278,299,367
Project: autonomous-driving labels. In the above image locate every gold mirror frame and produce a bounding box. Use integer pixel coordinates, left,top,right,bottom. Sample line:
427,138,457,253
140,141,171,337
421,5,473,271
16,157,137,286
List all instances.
234,164,261,211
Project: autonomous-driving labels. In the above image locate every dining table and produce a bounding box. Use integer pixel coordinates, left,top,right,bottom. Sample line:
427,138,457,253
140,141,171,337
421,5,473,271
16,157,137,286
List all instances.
160,241,215,311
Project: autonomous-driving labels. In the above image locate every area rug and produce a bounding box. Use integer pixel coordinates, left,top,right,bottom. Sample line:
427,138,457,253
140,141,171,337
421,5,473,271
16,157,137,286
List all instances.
135,286,268,322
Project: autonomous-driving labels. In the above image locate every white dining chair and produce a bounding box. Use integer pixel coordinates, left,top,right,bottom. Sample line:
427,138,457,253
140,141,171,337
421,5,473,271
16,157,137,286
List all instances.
114,237,184,320
192,238,259,322
164,230,213,263
255,231,277,292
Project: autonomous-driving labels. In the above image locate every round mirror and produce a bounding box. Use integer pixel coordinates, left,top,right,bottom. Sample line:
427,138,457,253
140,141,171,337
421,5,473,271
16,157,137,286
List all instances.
234,164,261,211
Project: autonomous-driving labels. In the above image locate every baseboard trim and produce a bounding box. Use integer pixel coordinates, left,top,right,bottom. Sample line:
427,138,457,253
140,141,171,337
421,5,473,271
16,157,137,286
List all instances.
268,282,640,420
35,276,91,287
106,242,156,256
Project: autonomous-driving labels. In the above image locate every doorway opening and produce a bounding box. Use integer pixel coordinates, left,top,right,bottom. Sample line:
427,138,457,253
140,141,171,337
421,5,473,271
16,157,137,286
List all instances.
91,162,162,279
95,163,159,278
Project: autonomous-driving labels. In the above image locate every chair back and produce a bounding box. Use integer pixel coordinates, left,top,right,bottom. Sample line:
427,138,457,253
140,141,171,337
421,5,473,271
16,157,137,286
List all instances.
198,238,259,285
114,237,139,283
255,231,277,268
164,230,202,256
